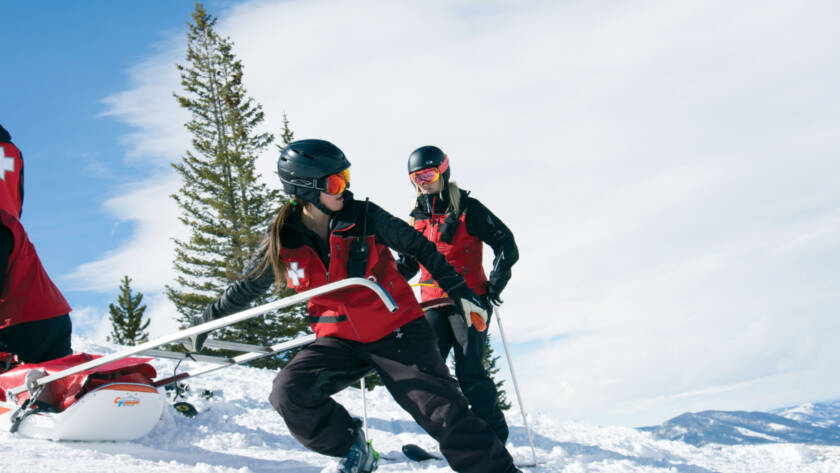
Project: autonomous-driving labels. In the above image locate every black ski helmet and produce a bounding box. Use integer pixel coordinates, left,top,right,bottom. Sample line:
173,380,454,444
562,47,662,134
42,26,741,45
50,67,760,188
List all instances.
407,145,450,187
277,139,350,212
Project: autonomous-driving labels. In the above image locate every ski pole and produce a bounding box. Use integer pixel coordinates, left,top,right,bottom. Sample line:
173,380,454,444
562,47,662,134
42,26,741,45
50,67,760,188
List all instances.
495,306,537,467
361,375,369,440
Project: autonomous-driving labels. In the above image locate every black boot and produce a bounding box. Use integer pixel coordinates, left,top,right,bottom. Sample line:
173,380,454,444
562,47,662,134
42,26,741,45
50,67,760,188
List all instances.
337,424,377,473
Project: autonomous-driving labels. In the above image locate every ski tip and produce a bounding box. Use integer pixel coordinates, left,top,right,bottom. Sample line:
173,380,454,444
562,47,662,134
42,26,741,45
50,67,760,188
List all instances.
402,443,441,461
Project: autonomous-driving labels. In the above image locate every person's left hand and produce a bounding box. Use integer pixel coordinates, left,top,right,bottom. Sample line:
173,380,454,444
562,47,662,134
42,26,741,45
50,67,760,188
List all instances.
448,284,489,332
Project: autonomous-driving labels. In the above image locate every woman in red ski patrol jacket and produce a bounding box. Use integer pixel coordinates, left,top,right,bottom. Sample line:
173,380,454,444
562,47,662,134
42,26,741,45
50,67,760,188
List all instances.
397,145,519,444
0,124,73,367
190,140,521,473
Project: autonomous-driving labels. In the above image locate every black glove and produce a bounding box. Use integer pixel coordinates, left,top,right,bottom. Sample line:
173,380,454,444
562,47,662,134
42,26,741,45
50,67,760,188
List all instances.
447,284,489,331
184,305,214,352
486,270,510,306
486,281,504,306
396,253,419,280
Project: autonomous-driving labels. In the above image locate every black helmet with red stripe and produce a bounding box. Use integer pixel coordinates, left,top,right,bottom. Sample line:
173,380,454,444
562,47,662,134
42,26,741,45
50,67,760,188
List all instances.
408,145,450,189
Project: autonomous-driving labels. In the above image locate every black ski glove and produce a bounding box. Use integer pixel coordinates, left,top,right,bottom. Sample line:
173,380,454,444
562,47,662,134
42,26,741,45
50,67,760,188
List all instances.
486,270,511,306
486,281,504,306
184,305,215,352
396,253,419,280
447,283,489,332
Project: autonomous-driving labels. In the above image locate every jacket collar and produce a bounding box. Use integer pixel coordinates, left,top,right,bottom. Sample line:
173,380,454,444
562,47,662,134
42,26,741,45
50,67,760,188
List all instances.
328,190,357,233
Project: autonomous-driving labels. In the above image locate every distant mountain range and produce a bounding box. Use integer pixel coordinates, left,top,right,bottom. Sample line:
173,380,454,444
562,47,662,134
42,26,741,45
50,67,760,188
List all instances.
639,400,840,446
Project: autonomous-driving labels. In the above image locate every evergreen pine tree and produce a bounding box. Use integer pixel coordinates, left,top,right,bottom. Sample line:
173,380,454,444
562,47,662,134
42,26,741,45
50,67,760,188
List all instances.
279,111,295,147
483,333,512,411
108,275,150,346
166,3,308,368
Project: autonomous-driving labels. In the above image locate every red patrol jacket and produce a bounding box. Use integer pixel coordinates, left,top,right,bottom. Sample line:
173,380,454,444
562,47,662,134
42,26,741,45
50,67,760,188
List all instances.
0,142,23,217
414,212,488,301
280,222,424,342
0,211,72,330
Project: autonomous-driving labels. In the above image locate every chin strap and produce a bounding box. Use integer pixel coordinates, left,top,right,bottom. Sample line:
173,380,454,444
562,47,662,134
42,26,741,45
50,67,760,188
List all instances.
293,188,345,217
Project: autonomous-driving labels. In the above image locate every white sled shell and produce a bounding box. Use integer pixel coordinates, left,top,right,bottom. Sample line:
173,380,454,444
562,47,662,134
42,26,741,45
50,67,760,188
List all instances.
0,382,164,441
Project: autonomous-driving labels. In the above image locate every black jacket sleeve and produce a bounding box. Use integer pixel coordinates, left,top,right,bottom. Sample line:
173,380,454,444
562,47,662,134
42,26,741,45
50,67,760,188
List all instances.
396,253,420,280
464,197,519,294
204,245,276,320
0,225,13,294
367,202,466,292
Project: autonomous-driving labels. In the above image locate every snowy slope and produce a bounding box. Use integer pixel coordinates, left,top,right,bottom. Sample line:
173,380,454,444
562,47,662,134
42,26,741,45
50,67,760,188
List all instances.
773,401,840,429
2,339,840,473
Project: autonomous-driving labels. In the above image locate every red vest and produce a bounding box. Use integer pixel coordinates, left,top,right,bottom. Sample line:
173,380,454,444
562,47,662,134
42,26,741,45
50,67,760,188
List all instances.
280,223,424,342
0,211,72,330
414,212,488,301
0,142,23,217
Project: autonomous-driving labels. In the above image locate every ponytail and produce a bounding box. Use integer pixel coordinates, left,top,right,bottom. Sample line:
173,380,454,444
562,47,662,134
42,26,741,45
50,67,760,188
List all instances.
248,199,298,291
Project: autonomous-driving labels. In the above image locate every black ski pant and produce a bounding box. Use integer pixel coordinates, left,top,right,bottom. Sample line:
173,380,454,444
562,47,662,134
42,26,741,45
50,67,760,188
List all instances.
0,314,72,364
426,305,510,443
268,317,518,473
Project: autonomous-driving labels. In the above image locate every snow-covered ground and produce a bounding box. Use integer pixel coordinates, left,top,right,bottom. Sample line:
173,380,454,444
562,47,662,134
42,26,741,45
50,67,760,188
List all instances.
2,339,840,473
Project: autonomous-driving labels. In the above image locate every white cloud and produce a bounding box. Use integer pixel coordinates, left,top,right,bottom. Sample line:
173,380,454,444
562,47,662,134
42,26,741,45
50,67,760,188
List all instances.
70,305,112,343
65,172,187,294
71,0,840,426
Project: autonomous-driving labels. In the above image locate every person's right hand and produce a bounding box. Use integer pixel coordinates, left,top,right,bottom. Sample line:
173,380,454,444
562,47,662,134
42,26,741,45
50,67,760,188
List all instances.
486,281,504,306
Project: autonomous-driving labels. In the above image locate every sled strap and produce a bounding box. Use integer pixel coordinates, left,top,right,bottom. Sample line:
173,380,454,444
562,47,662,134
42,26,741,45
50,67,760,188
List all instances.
8,387,58,433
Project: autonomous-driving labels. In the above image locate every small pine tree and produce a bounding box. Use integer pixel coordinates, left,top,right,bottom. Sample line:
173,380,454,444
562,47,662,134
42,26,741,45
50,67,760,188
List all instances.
107,276,150,346
483,333,512,411
278,111,295,147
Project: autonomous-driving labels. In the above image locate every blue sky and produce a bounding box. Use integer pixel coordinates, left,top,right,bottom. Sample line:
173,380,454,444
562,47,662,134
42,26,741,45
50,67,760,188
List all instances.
3,1,228,311
3,0,839,427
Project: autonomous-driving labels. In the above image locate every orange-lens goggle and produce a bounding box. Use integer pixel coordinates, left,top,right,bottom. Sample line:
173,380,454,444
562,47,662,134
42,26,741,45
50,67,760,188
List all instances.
409,156,449,185
325,168,350,195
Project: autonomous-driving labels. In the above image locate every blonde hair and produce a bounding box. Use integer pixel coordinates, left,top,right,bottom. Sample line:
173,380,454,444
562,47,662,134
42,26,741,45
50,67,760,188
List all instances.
248,200,298,291
408,181,461,225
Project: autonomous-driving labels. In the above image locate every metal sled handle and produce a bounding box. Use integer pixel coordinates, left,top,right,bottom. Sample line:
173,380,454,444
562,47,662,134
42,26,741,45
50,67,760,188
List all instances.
6,277,397,401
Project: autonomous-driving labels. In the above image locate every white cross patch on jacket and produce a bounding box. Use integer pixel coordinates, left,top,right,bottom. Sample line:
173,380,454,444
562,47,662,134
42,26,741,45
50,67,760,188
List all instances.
0,147,15,181
287,261,305,287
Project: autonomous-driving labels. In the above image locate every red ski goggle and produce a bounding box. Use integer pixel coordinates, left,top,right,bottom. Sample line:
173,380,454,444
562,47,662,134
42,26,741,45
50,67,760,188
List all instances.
324,168,350,195
409,156,449,185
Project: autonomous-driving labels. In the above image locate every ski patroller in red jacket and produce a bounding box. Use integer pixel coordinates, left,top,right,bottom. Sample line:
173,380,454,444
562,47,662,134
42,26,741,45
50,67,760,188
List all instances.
399,188,519,302
204,192,470,343
0,210,72,330
414,211,487,300
0,140,24,218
